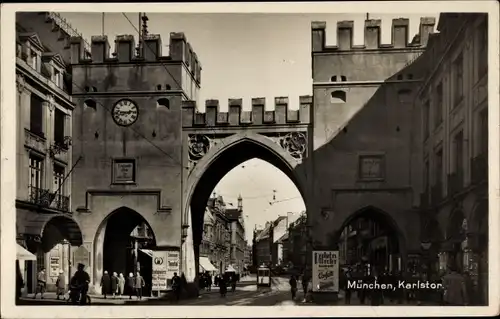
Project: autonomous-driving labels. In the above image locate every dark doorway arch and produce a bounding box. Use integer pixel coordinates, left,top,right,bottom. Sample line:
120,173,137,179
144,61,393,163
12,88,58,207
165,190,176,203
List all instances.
96,207,156,295
188,137,307,280
333,206,404,275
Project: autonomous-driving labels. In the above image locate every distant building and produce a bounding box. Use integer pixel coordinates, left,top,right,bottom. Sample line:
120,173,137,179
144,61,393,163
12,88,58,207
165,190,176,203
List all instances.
287,213,308,273
199,196,231,274
254,215,289,267
244,243,252,269
276,232,289,266
225,195,246,274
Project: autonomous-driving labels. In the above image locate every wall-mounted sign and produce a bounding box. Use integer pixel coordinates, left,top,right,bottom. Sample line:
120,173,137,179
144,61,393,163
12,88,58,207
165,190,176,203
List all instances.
50,257,60,277
312,250,339,293
112,158,136,184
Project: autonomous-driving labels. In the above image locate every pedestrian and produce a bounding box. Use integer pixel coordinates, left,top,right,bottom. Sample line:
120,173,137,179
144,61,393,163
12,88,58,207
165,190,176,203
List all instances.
100,270,111,299
126,273,135,299
301,273,309,303
118,273,125,296
56,270,66,300
214,274,219,287
343,269,352,305
16,260,24,303
442,265,468,305
33,268,47,299
135,272,145,300
69,263,91,305
289,275,297,300
206,273,212,292
231,275,237,293
219,274,227,297
111,272,119,298
171,272,181,301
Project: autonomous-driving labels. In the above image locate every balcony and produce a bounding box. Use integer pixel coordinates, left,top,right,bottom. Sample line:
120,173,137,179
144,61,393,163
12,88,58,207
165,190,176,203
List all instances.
430,182,442,205
28,186,70,212
471,153,488,185
24,129,46,154
447,171,464,197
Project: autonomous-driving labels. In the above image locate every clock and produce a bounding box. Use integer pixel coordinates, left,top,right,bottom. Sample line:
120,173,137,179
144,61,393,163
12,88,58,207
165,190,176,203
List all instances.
112,99,139,126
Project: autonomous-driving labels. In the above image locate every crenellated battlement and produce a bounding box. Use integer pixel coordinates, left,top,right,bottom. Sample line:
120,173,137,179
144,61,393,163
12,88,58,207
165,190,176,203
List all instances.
70,31,201,82
312,17,436,52
182,96,312,127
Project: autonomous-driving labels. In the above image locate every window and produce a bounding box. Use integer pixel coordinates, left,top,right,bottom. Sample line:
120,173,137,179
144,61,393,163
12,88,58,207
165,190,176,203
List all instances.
30,94,44,137
454,131,464,174
331,90,347,103
435,149,443,185
53,164,65,194
53,69,61,88
434,83,443,128
478,108,488,155
29,155,44,193
423,100,430,140
30,49,39,71
54,108,65,145
453,53,464,105
478,20,488,76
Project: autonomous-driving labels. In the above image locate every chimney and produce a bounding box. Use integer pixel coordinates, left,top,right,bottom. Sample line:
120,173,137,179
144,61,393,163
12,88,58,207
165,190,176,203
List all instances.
91,35,110,63
392,18,409,48
169,32,186,62
70,36,85,64
418,17,436,46
364,19,381,49
337,20,354,50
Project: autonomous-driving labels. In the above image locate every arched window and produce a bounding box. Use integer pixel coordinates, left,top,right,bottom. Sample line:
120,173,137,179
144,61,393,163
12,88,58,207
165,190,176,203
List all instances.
341,75,347,82
165,84,172,90
84,99,97,109
330,76,337,82
156,84,162,91
157,98,170,109
331,90,347,103
397,74,403,80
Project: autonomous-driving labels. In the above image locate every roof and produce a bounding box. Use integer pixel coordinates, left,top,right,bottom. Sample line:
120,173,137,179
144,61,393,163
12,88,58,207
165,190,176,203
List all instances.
224,209,241,221
255,216,287,241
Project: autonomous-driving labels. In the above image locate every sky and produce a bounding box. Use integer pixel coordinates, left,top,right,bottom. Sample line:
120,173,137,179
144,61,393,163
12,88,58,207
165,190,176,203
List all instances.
60,12,438,243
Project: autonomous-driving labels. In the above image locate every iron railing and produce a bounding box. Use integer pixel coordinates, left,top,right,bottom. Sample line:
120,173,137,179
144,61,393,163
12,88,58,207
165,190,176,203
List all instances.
28,186,70,212
47,12,91,58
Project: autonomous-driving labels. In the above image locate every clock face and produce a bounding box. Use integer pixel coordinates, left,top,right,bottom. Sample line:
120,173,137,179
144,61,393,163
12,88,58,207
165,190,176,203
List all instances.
112,99,139,126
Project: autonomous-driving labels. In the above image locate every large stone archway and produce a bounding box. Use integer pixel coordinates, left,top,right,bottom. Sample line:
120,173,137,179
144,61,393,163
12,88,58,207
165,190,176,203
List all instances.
93,207,157,294
331,205,406,273
182,131,311,281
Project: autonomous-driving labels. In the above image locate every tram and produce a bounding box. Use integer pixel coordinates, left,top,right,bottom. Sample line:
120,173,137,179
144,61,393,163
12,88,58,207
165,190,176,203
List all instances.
256,265,271,287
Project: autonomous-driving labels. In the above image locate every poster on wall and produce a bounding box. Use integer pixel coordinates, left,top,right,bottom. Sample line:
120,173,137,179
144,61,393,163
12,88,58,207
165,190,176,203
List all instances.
312,251,339,293
50,257,60,277
152,251,168,291
166,250,180,278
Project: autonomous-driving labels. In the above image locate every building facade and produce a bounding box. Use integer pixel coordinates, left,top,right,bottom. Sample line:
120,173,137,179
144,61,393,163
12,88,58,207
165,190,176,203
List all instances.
287,213,308,273
225,196,247,273
412,13,488,305
15,12,84,294
308,17,436,275
199,196,231,274
244,243,252,269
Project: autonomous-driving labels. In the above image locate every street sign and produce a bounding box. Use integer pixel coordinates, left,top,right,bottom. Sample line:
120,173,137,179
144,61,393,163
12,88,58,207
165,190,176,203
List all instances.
312,250,339,293
152,251,167,291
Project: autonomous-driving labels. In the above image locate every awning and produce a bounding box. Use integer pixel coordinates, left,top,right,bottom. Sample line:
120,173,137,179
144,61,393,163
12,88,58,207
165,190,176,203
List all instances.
199,257,217,272
139,249,153,257
225,264,236,272
17,244,36,261
24,213,83,246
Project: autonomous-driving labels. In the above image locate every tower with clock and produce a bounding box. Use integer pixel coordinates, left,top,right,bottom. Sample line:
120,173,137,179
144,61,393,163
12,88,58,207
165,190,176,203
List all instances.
69,21,201,292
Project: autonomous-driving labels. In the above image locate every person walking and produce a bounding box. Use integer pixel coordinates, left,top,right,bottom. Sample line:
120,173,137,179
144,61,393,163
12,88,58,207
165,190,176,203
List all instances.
301,273,309,303
33,268,47,299
219,274,227,297
206,273,212,292
56,270,66,300
442,265,468,306
111,272,119,298
16,260,24,303
126,273,135,299
100,271,111,299
135,272,145,300
117,273,125,297
289,275,298,300
171,272,181,301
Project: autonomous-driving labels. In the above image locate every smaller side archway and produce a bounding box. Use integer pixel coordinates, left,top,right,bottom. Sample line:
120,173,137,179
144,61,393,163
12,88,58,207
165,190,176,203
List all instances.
93,207,156,295
332,206,405,275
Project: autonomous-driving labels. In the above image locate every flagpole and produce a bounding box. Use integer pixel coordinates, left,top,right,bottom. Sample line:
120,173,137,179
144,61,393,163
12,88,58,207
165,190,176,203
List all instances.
101,13,105,35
